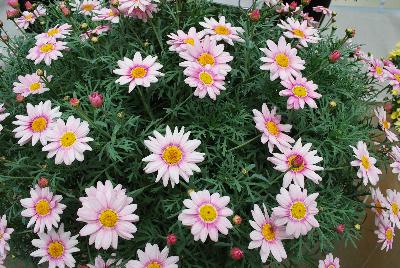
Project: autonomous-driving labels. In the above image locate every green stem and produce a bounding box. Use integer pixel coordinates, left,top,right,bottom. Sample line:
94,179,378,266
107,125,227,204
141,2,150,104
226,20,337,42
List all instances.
138,89,155,120
74,106,112,139
228,134,261,152
150,20,164,52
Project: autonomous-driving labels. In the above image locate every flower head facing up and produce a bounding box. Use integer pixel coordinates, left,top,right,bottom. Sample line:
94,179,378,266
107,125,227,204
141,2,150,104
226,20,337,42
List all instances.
374,106,398,142
12,72,51,97
31,224,79,268
318,253,340,268
35,23,72,42
113,52,164,93
253,103,295,153
12,100,61,146
386,189,400,228
142,126,205,188
0,104,10,133
70,0,100,15
20,185,66,233
368,58,387,82
272,184,319,238
27,39,67,66
92,7,120,23
42,116,93,165
248,204,289,263
370,187,388,225
125,243,179,268
199,16,244,46
0,215,14,257
260,36,305,81
15,11,36,29
178,190,233,242
350,141,382,186
375,215,395,252
77,180,139,250
267,138,323,188
280,76,321,109
278,17,319,47
167,27,205,53
386,67,400,89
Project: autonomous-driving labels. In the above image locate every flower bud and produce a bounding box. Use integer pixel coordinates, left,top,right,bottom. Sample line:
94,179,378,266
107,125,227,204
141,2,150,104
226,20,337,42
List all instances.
166,233,177,246
329,100,337,108
329,50,341,63
302,0,311,5
36,69,44,76
38,177,48,188
1,35,9,42
332,11,337,17
248,9,260,22
289,1,298,10
7,0,19,8
91,36,99,43
354,224,361,230
117,111,124,118
336,224,345,234
233,215,242,225
25,1,33,10
88,92,104,108
16,94,25,103
230,247,244,261
81,23,88,29
385,102,393,113
345,28,356,38
59,2,71,16
6,9,20,20
187,189,194,196
69,97,80,107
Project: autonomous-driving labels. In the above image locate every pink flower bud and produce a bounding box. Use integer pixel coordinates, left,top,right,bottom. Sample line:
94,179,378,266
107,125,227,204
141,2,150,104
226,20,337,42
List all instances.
336,224,345,234
16,94,25,103
166,233,177,246
38,177,48,188
59,2,71,16
88,91,104,108
384,102,393,113
6,9,20,19
289,1,298,10
230,247,244,261
329,50,341,63
69,97,80,107
248,9,260,22
25,1,33,10
7,0,19,8
233,215,242,225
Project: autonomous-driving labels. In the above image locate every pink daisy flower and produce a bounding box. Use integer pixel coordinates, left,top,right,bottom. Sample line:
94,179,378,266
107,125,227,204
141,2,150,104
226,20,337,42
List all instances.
390,146,400,181
267,138,323,188
368,58,386,82
142,126,205,188
374,106,398,142
125,243,179,268
260,36,305,81
318,253,340,268
280,76,321,110
119,0,156,13
276,3,300,14
122,3,159,22
178,190,233,242
0,104,10,133
248,204,289,263
350,141,382,186
278,17,319,47
12,100,61,146
0,215,14,257
167,27,205,53
12,72,51,97
81,25,112,40
252,103,295,153
313,5,333,16
93,7,120,23
70,0,100,15
35,24,72,42
77,180,139,250
370,187,388,225
15,11,36,29
386,66,400,89
385,189,400,228
20,185,66,233
33,5,47,17
199,16,244,46
26,39,67,66
113,52,164,93
183,63,226,100
87,255,121,268
42,116,93,165
375,216,395,252
179,35,233,76
31,224,79,268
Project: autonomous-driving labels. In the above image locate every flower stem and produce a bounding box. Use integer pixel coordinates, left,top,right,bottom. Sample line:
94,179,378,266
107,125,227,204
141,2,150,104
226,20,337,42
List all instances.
228,134,261,152
74,106,112,139
138,89,155,120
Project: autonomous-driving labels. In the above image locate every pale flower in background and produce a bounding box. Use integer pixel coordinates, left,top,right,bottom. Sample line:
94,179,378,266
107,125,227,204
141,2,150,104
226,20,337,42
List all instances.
350,141,382,186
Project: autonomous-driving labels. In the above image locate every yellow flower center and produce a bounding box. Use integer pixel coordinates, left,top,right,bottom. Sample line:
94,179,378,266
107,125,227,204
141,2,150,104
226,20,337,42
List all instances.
184,38,195,46
35,199,51,216
261,223,275,241
31,117,47,132
376,66,383,75
47,241,64,258
39,44,55,53
361,155,370,170
392,202,399,215
382,120,390,129
292,29,305,38
29,82,42,92
199,204,218,223
328,265,335,268
0,233,3,240
376,201,383,215
108,10,115,16
99,209,118,227
214,25,230,35
81,3,95,11
60,132,77,147
130,67,147,79
48,28,60,37
290,201,307,220
275,53,289,68
386,228,393,241
162,145,183,165
265,121,279,136
292,86,307,97
288,155,305,172
146,262,161,268
197,53,215,66
25,13,33,20
395,74,400,82
199,71,214,85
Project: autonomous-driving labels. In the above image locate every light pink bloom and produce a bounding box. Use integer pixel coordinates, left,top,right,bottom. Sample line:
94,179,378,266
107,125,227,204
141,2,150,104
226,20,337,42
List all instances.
278,17,319,47
26,39,67,65
12,100,61,146
42,116,93,165
15,11,36,29
267,138,323,188
318,253,340,268
375,216,395,252
370,187,388,225
70,0,100,15
119,0,157,13
263,0,280,7
142,126,204,188
13,72,51,97
374,106,398,142
81,25,112,40
93,7,120,23
20,185,66,233
313,5,333,16
199,16,244,46
300,11,318,27
252,103,294,153
122,3,159,22
35,24,72,42
386,66,400,89
0,104,10,133
87,255,121,268
280,76,321,109
31,224,79,268
33,4,47,17
77,180,139,250
113,52,164,93
260,36,305,81
272,184,319,238
368,58,386,82
179,35,233,76
385,189,400,228
248,204,289,263
0,255,5,268
390,146,400,181
350,141,382,186
178,190,233,242
276,3,300,14
167,27,205,53
126,243,179,268
183,63,226,100
0,215,14,257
